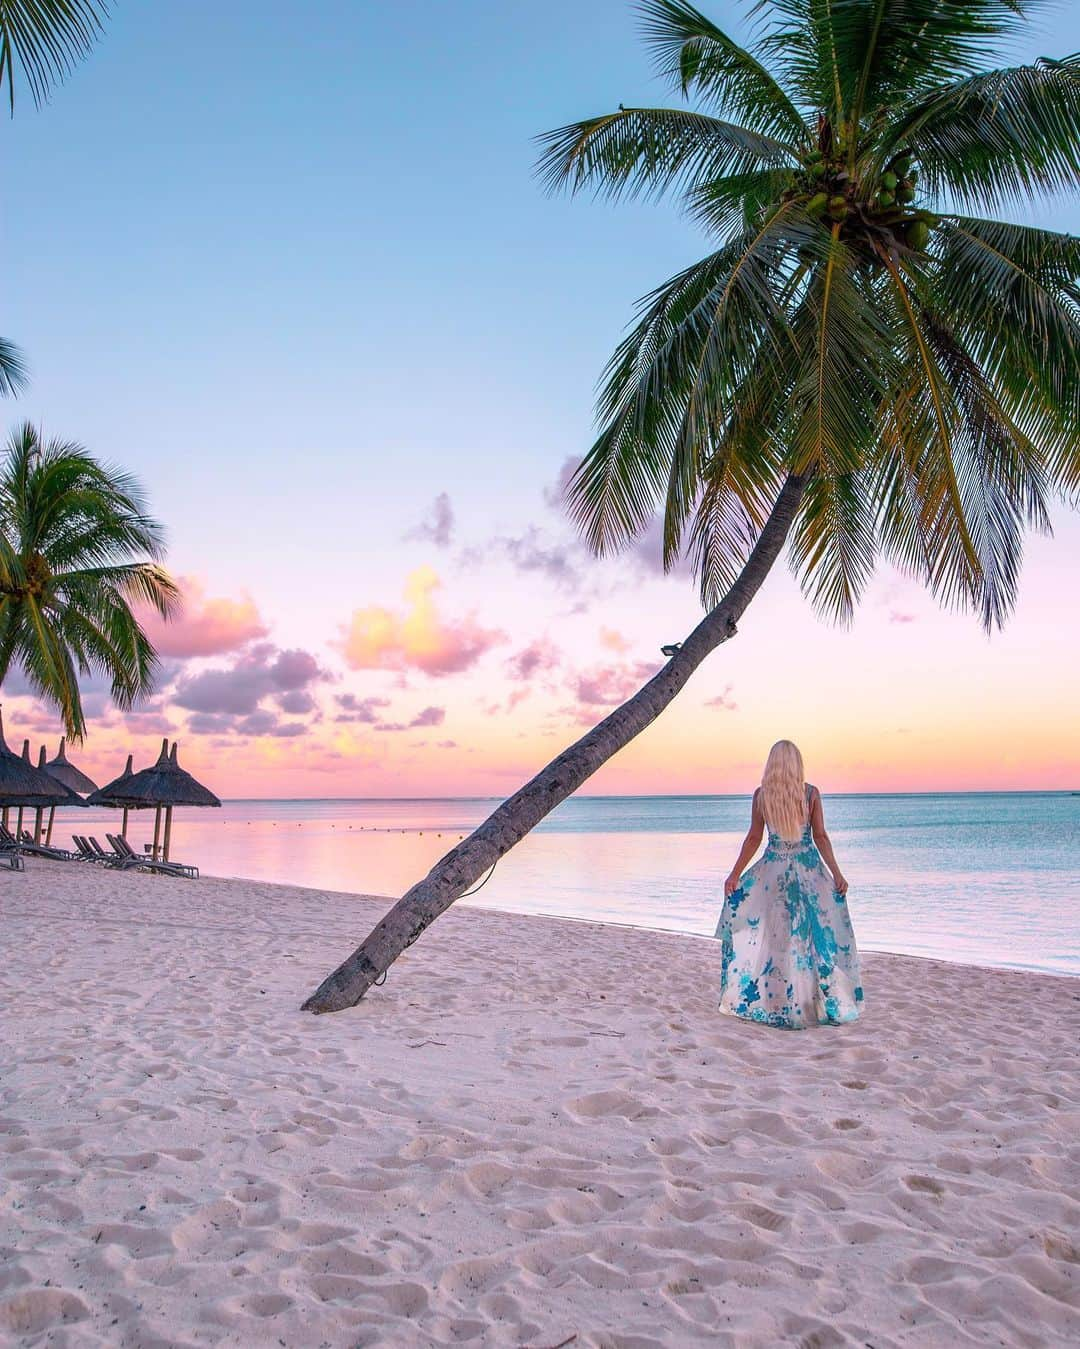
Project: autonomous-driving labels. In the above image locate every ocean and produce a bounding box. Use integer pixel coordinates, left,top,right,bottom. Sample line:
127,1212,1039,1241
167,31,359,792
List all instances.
46,791,1079,977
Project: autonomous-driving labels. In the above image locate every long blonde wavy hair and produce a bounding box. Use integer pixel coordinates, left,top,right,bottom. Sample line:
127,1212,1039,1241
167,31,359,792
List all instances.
760,740,807,842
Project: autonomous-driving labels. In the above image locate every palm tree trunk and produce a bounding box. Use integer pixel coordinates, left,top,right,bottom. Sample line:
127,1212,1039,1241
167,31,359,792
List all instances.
302,471,808,1014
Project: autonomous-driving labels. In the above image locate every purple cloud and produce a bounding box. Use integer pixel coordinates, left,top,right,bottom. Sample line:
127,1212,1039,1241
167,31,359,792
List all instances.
505,640,561,682
406,492,455,548
333,693,391,724
374,705,446,733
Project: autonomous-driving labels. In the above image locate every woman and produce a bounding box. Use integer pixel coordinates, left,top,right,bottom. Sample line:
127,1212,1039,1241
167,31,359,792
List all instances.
716,740,862,1028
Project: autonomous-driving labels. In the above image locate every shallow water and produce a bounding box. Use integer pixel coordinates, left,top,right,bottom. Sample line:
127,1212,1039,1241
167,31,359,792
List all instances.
43,791,1079,976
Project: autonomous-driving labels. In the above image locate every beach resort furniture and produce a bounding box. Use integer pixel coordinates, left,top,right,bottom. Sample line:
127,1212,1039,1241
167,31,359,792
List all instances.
72,835,109,863
15,829,77,862
1,847,22,869
2,824,73,863
107,832,199,879
0,710,78,848
41,738,97,845
88,740,219,866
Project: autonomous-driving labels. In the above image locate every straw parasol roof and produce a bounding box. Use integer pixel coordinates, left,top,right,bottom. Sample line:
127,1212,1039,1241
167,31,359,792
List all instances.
87,753,137,807
94,739,221,809
34,745,85,806
46,738,98,795
0,711,73,807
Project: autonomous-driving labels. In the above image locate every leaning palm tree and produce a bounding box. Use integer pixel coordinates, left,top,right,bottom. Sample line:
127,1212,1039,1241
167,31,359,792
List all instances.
303,0,1080,1013
0,422,179,739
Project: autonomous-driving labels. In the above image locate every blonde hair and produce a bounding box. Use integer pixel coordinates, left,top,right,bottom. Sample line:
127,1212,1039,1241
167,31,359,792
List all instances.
760,740,807,842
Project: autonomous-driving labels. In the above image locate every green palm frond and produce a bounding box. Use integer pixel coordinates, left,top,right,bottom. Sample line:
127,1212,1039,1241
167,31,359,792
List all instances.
887,57,1080,210
937,332,1050,628
789,470,877,623
934,217,1080,488
788,227,895,476
536,106,795,203
829,0,1037,121
0,337,28,396
686,166,797,236
0,0,108,113
571,203,801,555
640,0,806,143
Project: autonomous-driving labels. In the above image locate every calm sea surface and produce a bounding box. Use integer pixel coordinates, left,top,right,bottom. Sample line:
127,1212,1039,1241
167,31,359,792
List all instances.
56,792,1079,976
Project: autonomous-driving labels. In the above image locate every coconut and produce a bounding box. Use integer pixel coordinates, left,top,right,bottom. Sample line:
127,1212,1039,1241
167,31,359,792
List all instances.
883,171,898,190
878,190,896,208
806,191,828,215
905,220,930,251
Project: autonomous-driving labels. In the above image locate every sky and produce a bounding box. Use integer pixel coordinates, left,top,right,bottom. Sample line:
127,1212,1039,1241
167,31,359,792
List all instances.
3,0,1079,797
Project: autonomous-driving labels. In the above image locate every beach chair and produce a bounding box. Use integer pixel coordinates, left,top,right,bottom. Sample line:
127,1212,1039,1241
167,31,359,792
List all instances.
15,829,76,862
110,833,198,879
87,836,117,862
72,835,108,864
2,847,23,869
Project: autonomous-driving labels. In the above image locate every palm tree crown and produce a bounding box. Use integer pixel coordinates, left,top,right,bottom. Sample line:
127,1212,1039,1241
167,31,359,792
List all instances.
0,422,179,739
539,0,1080,630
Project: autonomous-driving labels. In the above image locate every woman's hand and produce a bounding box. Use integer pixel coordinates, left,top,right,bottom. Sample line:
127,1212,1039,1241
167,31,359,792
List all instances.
724,872,741,898
832,872,849,896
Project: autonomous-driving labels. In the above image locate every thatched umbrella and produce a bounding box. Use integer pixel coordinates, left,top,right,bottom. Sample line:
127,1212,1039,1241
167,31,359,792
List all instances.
86,753,138,841
0,710,73,838
30,745,84,843
42,738,99,845
90,739,220,861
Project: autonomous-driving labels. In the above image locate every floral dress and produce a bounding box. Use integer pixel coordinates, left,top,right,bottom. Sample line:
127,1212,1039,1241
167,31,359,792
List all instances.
715,786,863,1028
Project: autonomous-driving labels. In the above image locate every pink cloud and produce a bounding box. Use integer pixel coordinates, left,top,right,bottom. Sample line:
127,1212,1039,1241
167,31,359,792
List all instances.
888,610,917,625
505,640,561,681
340,568,505,677
139,575,268,658
705,684,738,711
572,659,659,708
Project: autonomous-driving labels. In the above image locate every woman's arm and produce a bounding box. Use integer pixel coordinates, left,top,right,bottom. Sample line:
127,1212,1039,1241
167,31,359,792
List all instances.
810,789,848,893
724,790,765,897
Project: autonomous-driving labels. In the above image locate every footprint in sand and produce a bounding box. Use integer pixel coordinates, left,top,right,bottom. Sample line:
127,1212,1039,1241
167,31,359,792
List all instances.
738,1203,787,1232
564,1090,659,1121
1043,1232,1080,1264
0,1289,89,1335
904,1174,945,1196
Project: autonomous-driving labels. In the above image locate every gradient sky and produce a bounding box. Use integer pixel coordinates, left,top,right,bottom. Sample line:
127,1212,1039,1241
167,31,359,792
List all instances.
4,0,1079,796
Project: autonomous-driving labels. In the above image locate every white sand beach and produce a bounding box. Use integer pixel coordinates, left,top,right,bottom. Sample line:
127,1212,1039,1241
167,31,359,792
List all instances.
1,862,1078,1348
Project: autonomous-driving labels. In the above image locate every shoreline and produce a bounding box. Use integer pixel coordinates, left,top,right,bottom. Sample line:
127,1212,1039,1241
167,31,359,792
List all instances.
3,862,1078,1346
196,867,1080,983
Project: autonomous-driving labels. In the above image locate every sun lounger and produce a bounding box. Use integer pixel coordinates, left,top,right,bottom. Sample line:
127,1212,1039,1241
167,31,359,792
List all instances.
108,833,198,879
14,829,77,861
2,848,23,870
72,834,110,863
2,824,71,861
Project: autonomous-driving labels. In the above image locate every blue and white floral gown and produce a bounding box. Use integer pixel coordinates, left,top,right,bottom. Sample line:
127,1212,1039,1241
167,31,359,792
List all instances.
715,786,862,1028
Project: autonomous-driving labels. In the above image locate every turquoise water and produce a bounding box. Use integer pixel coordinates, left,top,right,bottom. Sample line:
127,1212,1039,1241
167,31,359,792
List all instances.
54,792,1079,976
